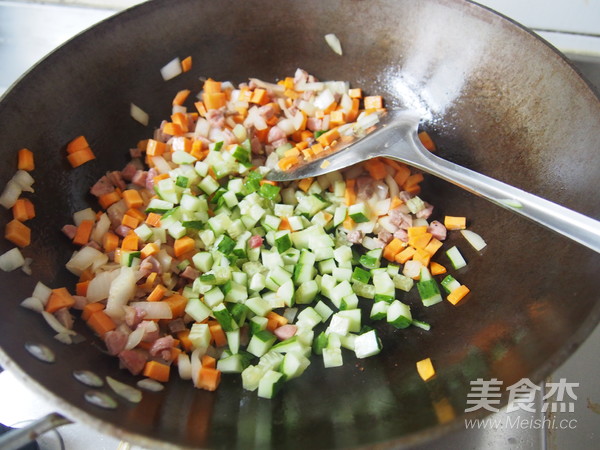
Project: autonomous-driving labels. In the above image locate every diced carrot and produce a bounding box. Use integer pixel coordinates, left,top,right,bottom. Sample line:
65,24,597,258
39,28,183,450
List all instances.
364,95,383,109
203,92,227,110
316,128,340,147
147,284,167,302
196,367,221,391
82,302,104,321
447,285,470,305
342,215,355,230
194,101,207,117
98,191,121,209
67,148,96,168
418,131,436,151
163,122,184,136
201,354,216,369
250,88,269,105
278,155,298,171
284,88,300,100
346,98,360,122
164,294,187,317
146,139,166,156
348,88,362,98
66,136,89,154
284,147,300,158
266,311,288,328
416,357,435,381
79,268,94,282
424,238,443,256
203,78,222,94
412,248,432,267
72,219,94,246
87,310,116,336
282,77,295,89
126,208,146,223
295,140,309,151
298,177,313,193
394,246,417,264
18,148,35,171
190,142,206,160
121,232,139,251
238,87,252,102
122,189,144,209
76,280,89,297
177,330,193,352
408,232,432,250
174,236,195,257
121,213,139,229
329,110,346,126
403,173,424,190
181,56,192,72
383,238,405,261
404,184,421,195
255,127,270,144
103,231,119,252
140,271,157,291
45,287,76,313
344,179,356,206
5,219,30,247
407,226,428,238
390,196,403,210
393,164,411,187
430,261,447,276
141,242,160,259
364,158,388,180
13,198,36,221
444,216,467,230
310,142,324,155
173,89,191,106
143,360,170,383
278,217,292,231
208,322,227,347
153,173,170,184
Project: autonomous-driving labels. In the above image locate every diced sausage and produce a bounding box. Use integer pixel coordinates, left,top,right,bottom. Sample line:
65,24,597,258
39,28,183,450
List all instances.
249,235,264,249
104,330,128,356
121,163,138,182
89,176,115,197
131,170,148,188
427,220,447,241
118,349,147,375
378,230,393,244
274,324,298,341
62,224,77,240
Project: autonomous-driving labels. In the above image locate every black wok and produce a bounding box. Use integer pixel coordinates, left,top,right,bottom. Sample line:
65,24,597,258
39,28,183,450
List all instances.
0,0,599,448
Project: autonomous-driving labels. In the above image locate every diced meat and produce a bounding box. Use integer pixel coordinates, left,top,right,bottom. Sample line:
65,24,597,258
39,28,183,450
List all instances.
146,168,158,191
250,135,263,155
71,295,89,310
427,220,447,241
90,176,115,197
118,349,147,375
138,320,160,342
154,120,169,143
267,126,286,144
115,225,132,238
306,117,322,132
206,109,225,128
167,318,186,334
416,203,434,219
356,176,375,199
131,170,148,188
393,229,409,242
346,230,363,244
124,305,146,328
149,336,175,357
121,163,138,182
258,104,275,119
106,171,126,190
107,201,127,228
388,208,413,229
129,147,142,158
54,307,74,330
85,240,101,250
104,330,128,355
62,224,77,240
378,230,393,244
274,324,297,341
249,235,264,249
181,266,199,280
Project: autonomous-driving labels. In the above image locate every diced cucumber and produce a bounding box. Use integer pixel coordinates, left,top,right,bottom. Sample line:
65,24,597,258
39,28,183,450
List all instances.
203,286,225,308
257,370,284,399
322,347,343,368
348,203,370,223
441,274,461,294
354,330,382,359
213,302,239,332
294,280,319,305
185,298,212,322
370,301,389,320
336,309,361,333
226,329,241,354
189,323,211,353
246,296,272,317
314,300,334,322
446,245,467,270
217,353,248,373
296,307,321,329
247,330,277,357
387,300,412,329
359,248,382,269
280,352,311,380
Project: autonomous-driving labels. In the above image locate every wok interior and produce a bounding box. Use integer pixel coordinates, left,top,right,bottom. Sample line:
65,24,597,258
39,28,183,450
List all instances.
0,0,599,448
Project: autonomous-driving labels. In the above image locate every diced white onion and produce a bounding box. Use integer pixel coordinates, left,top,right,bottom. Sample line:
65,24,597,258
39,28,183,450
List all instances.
87,269,120,302
21,258,32,276
125,326,145,351
298,100,316,116
356,111,380,129
324,33,343,55
0,179,22,209
378,216,399,233
194,118,210,138
130,103,149,126
20,296,44,313
232,124,247,143
460,229,487,251
295,81,324,92
362,236,384,250
313,89,335,111
402,260,423,279
190,348,203,386
178,353,192,380
292,110,306,131
129,301,173,320
248,78,285,94
160,57,182,81
150,156,172,174
277,118,296,136
137,378,165,392
66,246,108,276
54,333,72,345
73,208,96,226
0,247,25,271
90,213,110,244
107,376,142,403
373,198,391,216
339,93,353,114
32,281,52,305
13,170,35,192
105,266,137,320
42,311,76,336
385,174,400,199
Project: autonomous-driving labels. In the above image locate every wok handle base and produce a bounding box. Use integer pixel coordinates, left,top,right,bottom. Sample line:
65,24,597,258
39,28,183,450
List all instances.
0,412,71,450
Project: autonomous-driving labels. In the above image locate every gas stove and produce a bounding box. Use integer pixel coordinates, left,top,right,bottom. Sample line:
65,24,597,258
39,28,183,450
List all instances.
0,1,598,449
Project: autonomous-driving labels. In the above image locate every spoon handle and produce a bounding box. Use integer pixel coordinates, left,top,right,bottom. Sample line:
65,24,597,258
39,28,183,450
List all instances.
384,131,600,254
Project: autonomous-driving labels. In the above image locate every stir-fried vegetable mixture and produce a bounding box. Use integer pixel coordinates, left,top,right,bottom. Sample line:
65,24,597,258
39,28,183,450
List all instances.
3,68,486,398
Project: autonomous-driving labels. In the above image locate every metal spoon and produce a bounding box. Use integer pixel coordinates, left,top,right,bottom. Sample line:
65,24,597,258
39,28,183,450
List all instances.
267,111,600,253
